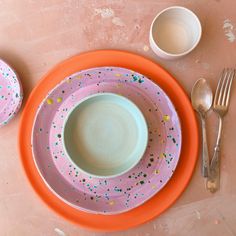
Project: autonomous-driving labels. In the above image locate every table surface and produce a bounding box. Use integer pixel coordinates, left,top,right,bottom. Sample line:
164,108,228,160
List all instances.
1,0,236,235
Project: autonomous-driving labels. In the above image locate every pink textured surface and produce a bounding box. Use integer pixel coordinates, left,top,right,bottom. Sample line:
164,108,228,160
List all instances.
0,0,236,235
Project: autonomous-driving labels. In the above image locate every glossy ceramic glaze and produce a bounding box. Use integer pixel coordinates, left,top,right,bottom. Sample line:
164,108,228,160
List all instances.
0,59,23,127
31,66,182,214
63,93,148,178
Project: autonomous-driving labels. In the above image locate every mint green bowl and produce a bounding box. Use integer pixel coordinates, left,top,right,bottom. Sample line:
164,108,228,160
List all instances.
63,93,148,178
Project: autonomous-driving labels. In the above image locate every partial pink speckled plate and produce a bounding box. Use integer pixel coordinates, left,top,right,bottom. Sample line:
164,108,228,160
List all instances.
32,67,181,215
0,59,23,127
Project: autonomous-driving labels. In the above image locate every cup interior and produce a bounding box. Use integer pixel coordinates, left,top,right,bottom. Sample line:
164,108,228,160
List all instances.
63,93,148,178
152,7,201,55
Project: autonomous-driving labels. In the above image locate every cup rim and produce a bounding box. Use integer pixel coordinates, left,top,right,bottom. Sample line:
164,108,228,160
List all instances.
62,92,148,179
150,6,202,58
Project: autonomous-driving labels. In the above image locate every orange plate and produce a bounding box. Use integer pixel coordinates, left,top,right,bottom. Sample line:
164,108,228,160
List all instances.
18,50,199,232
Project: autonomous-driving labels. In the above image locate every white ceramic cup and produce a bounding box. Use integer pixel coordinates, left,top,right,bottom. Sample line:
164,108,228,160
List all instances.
149,6,202,60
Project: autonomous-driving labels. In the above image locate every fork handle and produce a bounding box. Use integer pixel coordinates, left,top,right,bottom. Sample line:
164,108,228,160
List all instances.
206,146,220,193
206,116,223,192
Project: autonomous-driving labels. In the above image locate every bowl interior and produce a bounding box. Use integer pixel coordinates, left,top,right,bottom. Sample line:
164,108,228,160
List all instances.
63,93,148,178
152,7,201,55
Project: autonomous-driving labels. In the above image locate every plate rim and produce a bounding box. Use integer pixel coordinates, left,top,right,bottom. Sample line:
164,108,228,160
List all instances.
18,50,199,232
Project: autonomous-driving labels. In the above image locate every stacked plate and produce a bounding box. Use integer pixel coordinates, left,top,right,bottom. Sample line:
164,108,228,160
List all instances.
19,50,198,231
0,59,23,127
32,67,182,214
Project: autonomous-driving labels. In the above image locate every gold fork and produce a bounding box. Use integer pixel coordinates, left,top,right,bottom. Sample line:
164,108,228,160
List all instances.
206,68,235,193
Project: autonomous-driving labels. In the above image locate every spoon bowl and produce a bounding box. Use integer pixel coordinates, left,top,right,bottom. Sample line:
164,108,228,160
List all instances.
191,78,213,116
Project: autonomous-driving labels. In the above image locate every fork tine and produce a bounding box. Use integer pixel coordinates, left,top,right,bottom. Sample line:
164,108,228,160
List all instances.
215,68,227,106
214,69,224,107
222,68,232,106
225,68,235,107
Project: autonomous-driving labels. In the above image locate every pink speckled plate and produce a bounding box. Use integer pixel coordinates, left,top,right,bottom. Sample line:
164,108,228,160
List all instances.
32,67,181,215
0,59,23,127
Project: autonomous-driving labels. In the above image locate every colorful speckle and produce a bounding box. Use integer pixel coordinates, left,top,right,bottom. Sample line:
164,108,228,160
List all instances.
160,153,167,159
57,97,63,103
108,200,115,205
132,75,138,81
163,115,170,121
47,98,53,105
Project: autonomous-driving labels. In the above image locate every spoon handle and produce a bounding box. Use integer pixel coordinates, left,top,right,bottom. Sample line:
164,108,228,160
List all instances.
201,116,210,177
